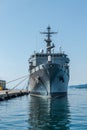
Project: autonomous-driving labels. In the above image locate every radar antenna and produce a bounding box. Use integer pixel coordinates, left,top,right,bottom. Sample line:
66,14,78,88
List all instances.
40,26,57,53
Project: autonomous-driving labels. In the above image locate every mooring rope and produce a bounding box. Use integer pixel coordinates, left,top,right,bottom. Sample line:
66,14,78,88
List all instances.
6,74,29,84
8,76,29,92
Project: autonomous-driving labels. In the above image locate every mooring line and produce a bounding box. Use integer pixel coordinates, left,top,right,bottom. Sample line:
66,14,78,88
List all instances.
6,74,29,84
7,76,29,92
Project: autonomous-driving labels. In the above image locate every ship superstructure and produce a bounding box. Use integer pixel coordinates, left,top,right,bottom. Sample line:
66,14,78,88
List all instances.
29,26,70,97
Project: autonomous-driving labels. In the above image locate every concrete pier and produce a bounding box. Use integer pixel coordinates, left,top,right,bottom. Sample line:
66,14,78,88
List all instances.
0,90,29,101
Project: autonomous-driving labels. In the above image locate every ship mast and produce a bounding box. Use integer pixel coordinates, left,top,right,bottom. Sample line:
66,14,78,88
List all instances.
41,26,57,53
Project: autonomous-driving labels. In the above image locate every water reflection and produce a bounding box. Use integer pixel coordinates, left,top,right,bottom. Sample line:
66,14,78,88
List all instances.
28,96,70,130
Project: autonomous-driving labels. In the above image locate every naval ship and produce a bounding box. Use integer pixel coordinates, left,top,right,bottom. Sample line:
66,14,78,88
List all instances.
29,26,70,97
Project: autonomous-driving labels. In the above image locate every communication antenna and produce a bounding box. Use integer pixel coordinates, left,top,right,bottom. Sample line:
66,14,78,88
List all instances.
59,46,62,54
40,26,57,53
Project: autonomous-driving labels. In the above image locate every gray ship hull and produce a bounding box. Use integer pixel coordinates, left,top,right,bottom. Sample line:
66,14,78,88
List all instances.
29,63,69,97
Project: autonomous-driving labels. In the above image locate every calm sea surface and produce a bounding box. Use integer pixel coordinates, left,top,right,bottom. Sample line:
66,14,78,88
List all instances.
0,86,87,130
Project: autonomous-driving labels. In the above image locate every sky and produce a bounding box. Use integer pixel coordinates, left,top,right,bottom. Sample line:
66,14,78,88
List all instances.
0,0,87,87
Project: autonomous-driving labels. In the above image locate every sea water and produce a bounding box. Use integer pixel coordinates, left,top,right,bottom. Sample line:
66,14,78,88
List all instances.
0,86,87,130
